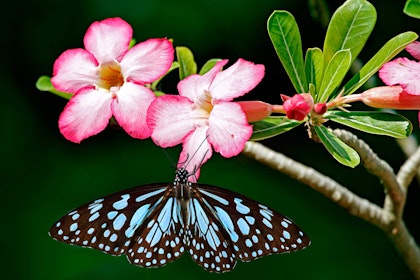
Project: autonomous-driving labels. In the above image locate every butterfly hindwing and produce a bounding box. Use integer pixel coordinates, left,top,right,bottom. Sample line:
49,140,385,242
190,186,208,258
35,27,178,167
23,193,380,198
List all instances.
186,196,237,272
194,184,311,263
127,194,186,268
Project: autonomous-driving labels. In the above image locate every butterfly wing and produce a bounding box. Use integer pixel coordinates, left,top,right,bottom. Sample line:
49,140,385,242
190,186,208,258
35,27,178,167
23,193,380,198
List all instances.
187,183,310,272
186,195,237,272
49,183,185,268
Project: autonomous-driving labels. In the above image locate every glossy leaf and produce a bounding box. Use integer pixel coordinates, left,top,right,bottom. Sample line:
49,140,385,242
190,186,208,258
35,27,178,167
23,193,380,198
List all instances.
250,116,303,141
314,125,360,168
268,10,307,93
342,31,418,96
325,111,412,138
317,49,352,102
199,59,223,75
404,0,420,19
323,0,376,66
176,46,197,80
305,48,324,91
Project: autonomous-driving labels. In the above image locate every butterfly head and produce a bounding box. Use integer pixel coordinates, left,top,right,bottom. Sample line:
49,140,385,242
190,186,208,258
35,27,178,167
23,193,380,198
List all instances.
174,168,191,185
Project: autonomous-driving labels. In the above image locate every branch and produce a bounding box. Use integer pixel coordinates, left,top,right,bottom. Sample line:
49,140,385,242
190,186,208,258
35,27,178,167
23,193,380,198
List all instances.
242,141,390,228
333,129,405,219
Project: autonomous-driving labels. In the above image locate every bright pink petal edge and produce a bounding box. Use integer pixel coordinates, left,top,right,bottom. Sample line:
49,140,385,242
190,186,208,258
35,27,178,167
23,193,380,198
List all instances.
208,102,252,157
406,41,420,61
111,82,156,139
147,95,195,147
379,57,420,95
51,48,98,93
59,88,113,143
120,38,174,84
177,60,229,103
84,17,132,63
178,126,212,182
210,58,265,102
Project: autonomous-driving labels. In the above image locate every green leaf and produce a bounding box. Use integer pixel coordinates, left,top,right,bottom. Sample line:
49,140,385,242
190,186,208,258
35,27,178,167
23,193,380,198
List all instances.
342,31,418,96
250,116,303,141
305,48,324,91
176,46,197,80
129,39,136,48
150,61,179,91
35,76,72,100
199,59,222,75
268,10,307,93
317,49,352,102
314,125,360,167
404,0,420,19
325,111,413,138
323,0,376,67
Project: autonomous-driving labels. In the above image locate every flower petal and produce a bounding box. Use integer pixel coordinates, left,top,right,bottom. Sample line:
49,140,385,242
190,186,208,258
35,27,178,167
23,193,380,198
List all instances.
84,17,132,63
120,38,174,84
51,49,98,93
178,126,213,182
379,57,420,95
147,95,195,147
177,60,228,103
406,41,420,61
208,102,252,157
59,88,113,143
111,82,156,139
210,58,265,102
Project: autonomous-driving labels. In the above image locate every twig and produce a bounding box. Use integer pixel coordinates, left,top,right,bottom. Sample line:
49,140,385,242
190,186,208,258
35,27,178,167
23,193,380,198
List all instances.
397,146,420,189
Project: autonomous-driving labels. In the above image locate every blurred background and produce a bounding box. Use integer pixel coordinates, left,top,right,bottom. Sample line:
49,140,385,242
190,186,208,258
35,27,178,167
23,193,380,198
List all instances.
3,0,420,279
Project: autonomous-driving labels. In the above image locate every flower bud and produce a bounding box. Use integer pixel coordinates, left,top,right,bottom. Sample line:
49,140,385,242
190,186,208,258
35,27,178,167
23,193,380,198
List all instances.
237,101,273,122
313,103,327,115
361,86,420,110
282,93,314,121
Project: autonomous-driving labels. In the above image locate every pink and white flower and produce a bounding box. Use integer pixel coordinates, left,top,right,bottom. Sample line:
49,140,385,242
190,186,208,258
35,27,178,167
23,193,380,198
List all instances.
379,41,420,96
379,41,420,124
51,17,174,143
147,59,265,179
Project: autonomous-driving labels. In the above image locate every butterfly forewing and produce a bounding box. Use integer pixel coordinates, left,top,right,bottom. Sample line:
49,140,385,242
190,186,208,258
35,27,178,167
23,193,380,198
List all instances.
49,184,171,258
194,184,311,263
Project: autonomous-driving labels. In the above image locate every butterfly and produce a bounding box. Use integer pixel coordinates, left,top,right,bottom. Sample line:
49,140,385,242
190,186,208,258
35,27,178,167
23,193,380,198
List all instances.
49,167,310,273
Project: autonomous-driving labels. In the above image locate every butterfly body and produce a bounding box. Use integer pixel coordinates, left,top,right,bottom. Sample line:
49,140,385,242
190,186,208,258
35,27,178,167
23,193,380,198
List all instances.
50,168,310,273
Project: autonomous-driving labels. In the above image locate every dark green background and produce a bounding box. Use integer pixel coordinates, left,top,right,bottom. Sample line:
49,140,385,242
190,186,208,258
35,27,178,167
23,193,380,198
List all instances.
3,0,420,279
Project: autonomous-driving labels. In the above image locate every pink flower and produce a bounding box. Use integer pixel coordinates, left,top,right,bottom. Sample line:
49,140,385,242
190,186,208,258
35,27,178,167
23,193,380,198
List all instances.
282,93,314,121
147,59,265,179
236,101,273,122
379,41,420,124
51,18,174,143
361,86,420,109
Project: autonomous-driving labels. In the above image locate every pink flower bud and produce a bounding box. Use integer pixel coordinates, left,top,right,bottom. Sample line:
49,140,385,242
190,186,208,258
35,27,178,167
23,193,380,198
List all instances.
237,101,273,122
361,86,420,110
282,93,314,121
313,103,327,115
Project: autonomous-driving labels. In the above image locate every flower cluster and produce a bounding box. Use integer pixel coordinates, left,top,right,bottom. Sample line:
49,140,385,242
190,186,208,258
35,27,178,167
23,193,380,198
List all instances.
48,17,419,179
51,18,266,179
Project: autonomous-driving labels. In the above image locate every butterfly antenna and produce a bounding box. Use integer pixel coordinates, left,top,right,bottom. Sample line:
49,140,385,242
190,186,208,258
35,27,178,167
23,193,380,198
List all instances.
160,148,178,170
183,134,210,170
